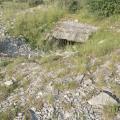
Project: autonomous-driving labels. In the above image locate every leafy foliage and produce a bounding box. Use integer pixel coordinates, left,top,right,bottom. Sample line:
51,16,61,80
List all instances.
87,0,120,17
9,7,65,49
68,0,80,13
55,0,80,13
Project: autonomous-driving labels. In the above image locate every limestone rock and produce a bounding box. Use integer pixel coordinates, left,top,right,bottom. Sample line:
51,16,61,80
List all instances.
88,92,118,106
51,20,98,43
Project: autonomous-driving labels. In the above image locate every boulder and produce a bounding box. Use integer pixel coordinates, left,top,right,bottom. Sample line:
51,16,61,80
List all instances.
50,20,98,43
88,92,118,106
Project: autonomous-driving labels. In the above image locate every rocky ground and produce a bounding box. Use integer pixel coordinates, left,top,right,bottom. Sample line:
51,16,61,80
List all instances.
0,6,120,120
0,49,120,120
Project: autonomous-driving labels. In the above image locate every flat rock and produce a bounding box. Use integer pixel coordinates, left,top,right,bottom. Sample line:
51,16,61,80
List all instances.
51,20,98,43
88,92,118,106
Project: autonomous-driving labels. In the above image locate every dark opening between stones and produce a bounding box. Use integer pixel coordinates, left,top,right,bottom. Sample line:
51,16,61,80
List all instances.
52,38,76,47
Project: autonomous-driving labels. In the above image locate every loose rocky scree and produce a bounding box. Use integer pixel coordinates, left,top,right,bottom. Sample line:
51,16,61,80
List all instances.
0,53,120,120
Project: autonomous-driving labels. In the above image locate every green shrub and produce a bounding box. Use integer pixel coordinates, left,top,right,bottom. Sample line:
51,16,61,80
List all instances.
87,0,120,17
0,60,11,67
29,0,44,7
56,0,80,13
68,0,80,13
9,7,65,49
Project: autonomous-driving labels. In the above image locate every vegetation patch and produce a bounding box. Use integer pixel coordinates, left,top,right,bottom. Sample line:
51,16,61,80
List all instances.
87,0,120,17
103,104,120,120
0,59,11,67
74,30,120,57
54,81,79,91
0,83,18,102
29,0,44,7
1,1,29,21
9,6,66,49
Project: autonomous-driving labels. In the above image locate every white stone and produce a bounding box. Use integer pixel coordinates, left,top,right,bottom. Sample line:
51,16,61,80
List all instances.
38,92,43,96
74,19,79,23
31,107,36,112
36,92,43,98
64,112,71,119
21,63,26,66
88,92,118,106
75,92,80,96
18,113,22,116
64,95,68,98
4,80,13,86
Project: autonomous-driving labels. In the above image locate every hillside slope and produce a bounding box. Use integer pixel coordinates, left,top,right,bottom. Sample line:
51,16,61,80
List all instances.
0,2,120,120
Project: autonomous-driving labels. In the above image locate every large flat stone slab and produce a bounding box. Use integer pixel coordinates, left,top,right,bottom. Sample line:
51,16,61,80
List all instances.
51,20,98,43
88,92,118,106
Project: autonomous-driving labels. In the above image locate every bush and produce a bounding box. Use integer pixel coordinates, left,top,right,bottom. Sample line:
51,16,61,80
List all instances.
68,0,80,13
56,0,80,13
9,7,65,49
87,0,120,17
29,0,44,7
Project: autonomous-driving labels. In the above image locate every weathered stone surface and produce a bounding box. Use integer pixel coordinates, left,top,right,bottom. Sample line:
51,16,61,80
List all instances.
51,20,98,43
88,92,118,106
0,37,39,57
